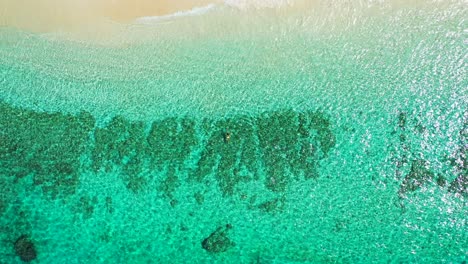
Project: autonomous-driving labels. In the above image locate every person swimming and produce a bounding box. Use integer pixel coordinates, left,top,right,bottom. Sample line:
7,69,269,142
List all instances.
224,131,231,143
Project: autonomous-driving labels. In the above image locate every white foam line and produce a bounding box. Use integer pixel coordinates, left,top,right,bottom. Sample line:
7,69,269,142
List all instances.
135,4,217,24
223,0,293,10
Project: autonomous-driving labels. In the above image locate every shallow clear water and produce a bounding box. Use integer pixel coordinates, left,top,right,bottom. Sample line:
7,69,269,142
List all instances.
0,1,467,263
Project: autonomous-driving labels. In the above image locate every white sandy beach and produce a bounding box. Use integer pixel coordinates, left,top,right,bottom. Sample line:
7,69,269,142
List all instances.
0,0,221,32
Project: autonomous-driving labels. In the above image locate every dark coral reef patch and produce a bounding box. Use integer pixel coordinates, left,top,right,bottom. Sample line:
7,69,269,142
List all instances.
1,101,335,202
14,235,37,262
201,224,235,253
0,102,94,199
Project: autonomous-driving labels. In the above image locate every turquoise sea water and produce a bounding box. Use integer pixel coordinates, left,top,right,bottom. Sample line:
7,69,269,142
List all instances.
1,1,467,263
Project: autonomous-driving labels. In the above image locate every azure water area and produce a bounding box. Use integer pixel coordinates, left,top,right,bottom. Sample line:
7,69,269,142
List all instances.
0,1,467,263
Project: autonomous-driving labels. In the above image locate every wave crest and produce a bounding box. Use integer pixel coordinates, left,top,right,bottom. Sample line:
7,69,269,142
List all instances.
223,0,294,9
134,3,217,24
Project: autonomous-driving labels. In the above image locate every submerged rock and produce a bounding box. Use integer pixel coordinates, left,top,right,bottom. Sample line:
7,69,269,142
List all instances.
398,112,407,129
449,174,467,197
201,224,235,253
257,198,284,213
436,175,447,187
14,235,37,262
399,159,434,195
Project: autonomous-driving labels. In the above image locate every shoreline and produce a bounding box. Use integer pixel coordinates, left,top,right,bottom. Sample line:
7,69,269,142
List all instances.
0,0,220,33
0,0,438,35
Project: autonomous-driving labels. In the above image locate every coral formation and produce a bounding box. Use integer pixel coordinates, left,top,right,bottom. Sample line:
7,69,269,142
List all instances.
14,235,37,262
201,224,235,253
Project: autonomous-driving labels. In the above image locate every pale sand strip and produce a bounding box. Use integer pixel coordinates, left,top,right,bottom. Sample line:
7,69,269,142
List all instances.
0,0,220,32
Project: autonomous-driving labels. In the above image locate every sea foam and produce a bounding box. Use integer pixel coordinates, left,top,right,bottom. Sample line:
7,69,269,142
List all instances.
134,0,294,24
134,3,217,24
223,0,294,9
